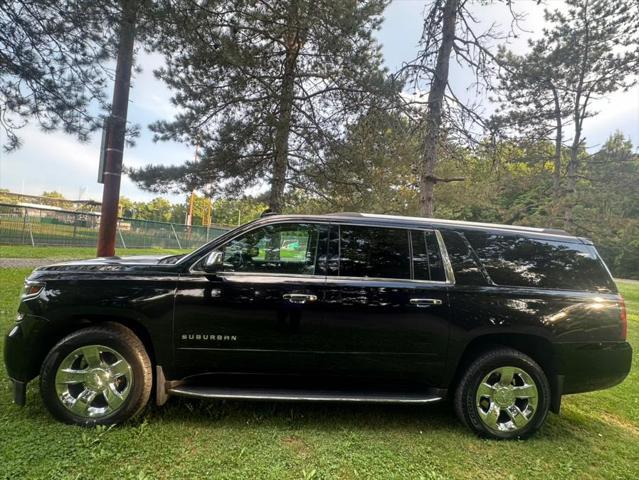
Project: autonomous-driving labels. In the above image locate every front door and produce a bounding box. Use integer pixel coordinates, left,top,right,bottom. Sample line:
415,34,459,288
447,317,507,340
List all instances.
173,222,329,377
320,224,452,386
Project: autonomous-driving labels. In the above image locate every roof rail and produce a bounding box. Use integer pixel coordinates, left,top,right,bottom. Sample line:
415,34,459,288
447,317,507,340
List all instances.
324,212,569,236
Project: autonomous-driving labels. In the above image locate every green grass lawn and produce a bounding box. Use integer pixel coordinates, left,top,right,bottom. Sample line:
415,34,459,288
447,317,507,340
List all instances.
0,268,637,479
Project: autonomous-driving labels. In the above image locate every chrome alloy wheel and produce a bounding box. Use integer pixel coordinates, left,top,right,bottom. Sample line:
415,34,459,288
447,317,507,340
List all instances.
475,366,538,433
55,345,133,418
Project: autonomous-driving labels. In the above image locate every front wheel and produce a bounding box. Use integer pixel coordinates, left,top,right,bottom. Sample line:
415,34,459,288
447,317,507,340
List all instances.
40,323,152,426
454,347,551,440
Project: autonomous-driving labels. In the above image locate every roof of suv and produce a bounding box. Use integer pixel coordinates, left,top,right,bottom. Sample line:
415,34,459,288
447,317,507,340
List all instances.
259,212,588,244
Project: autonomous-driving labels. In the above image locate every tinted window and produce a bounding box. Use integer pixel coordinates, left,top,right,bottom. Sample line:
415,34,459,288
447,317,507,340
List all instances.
439,230,487,285
411,230,446,281
221,223,324,275
339,225,411,279
464,231,616,291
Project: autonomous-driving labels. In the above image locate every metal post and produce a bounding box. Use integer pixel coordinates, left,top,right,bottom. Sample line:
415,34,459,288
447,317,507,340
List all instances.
117,224,127,249
72,212,78,244
28,222,35,247
170,223,182,249
21,207,27,245
96,0,137,257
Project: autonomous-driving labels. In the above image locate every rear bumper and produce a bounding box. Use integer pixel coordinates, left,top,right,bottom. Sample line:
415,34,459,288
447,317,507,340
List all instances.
555,341,632,394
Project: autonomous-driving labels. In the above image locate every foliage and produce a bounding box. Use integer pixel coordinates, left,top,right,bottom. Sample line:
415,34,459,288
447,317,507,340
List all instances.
129,0,396,211
117,194,266,227
399,0,521,215
495,0,639,228
0,1,119,151
291,109,421,213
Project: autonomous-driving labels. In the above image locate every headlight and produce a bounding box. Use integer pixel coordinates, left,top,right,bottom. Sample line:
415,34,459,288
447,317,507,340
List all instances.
21,280,45,299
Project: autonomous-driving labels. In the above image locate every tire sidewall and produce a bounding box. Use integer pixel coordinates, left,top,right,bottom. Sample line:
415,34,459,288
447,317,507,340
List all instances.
40,327,149,426
461,351,551,440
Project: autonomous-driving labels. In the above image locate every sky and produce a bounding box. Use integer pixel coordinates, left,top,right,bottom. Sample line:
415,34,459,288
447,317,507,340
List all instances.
1,0,637,203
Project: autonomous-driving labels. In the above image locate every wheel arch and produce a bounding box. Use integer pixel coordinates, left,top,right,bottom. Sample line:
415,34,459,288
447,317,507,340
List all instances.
450,333,562,413
67,315,156,365
33,314,157,380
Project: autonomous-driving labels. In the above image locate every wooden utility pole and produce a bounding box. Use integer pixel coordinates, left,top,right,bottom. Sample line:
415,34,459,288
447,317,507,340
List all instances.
185,145,199,227
97,0,137,257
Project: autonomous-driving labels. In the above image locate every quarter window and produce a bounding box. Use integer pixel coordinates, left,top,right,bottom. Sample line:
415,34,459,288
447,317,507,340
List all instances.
464,231,616,291
221,223,324,275
338,225,411,279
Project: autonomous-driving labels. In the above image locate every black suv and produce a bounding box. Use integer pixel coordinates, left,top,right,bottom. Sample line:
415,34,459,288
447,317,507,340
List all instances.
4,213,632,439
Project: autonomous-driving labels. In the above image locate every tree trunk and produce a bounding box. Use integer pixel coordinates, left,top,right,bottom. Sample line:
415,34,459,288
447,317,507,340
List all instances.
269,0,301,213
96,0,137,257
564,0,590,232
551,85,562,200
564,130,581,230
419,0,458,217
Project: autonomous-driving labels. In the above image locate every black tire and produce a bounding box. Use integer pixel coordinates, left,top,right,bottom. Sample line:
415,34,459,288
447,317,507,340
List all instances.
40,322,152,426
454,347,551,440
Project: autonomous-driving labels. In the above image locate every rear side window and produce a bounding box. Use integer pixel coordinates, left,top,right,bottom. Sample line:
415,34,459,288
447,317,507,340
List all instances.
439,230,486,285
464,231,616,292
411,230,446,281
339,225,411,279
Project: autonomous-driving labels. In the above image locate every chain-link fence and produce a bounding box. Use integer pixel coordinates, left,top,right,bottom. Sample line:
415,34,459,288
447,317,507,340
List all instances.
0,203,230,250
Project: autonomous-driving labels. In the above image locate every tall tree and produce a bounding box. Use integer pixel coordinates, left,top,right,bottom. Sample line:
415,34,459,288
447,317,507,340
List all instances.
129,0,393,212
544,0,639,229
494,41,573,202
402,0,521,216
0,1,119,151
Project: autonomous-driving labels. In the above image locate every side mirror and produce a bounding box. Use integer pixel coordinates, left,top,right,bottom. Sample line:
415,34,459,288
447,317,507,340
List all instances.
203,250,224,272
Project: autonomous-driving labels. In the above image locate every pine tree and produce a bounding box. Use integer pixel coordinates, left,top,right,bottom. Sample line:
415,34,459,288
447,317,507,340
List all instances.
550,0,639,229
128,0,394,212
494,41,573,202
491,0,638,230
0,1,120,151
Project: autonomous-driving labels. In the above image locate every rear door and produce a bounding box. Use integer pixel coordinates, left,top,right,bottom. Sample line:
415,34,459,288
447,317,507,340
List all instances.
321,224,452,386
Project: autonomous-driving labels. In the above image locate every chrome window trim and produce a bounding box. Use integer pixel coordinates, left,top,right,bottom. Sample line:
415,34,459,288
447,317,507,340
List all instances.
435,229,456,285
324,275,450,286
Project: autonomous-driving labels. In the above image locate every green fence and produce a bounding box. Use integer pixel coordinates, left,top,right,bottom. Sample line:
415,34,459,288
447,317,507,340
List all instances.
0,203,230,250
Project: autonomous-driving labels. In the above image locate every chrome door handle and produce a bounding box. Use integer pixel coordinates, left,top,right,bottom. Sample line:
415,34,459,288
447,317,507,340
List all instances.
283,293,318,304
410,298,443,307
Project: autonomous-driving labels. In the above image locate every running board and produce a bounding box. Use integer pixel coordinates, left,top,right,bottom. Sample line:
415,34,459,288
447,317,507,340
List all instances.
167,386,443,404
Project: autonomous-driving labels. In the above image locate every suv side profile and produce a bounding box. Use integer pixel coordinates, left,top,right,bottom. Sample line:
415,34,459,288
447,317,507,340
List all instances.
4,213,632,439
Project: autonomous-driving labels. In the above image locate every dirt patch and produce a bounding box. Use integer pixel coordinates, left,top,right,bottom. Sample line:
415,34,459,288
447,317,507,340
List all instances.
599,412,639,437
0,258,46,269
281,435,311,457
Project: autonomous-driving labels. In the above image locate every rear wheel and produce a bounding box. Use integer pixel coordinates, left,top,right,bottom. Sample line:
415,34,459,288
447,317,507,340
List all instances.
454,347,550,439
40,323,152,426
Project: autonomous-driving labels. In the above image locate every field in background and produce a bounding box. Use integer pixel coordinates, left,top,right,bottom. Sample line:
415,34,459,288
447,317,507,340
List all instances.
0,257,637,478
0,203,229,251
0,245,190,260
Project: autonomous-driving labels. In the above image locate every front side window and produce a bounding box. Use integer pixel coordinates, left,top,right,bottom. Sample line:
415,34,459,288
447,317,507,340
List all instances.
221,223,324,275
339,225,411,279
